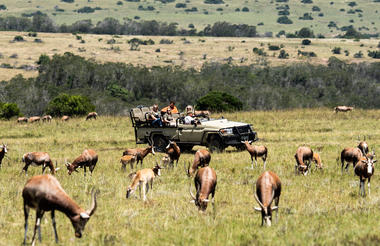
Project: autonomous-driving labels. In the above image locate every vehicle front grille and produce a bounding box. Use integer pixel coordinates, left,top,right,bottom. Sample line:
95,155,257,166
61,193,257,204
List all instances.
235,125,251,134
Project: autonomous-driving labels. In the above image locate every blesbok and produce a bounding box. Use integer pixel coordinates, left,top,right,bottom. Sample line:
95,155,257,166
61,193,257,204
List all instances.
65,149,98,176
340,147,363,173
17,117,28,123
294,146,314,175
185,149,211,177
354,152,376,196
241,141,268,169
120,154,137,171
86,112,98,120
334,106,354,113
122,146,155,168
0,143,8,168
28,116,41,123
126,163,162,201
189,166,217,212
42,115,52,122
61,115,69,121
312,152,323,169
165,141,181,168
357,141,369,156
254,171,281,227
22,175,97,245
22,152,57,175
161,154,170,168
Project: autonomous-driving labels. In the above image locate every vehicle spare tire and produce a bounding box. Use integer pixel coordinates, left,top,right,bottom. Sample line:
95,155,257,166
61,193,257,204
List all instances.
152,135,168,152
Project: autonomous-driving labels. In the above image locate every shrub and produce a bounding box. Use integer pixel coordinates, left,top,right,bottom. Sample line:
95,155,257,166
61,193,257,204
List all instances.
278,10,290,15
299,13,313,20
196,91,243,112
277,16,293,24
278,50,289,59
312,6,320,11
77,6,100,13
302,39,311,45
297,27,314,37
160,39,173,44
216,8,223,11
268,45,280,50
353,51,363,58
117,1,123,5
235,8,240,11
204,0,224,4
13,36,25,42
344,50,350,56
46,94,95,116
242,7,249,12
332,47,341,54
185,7,198,12
368,50,380,59
298,50,317,57
175,3,187,8
61,0,74,2
34,38,43,43
301,0,313,3
28,32,38,37
348,1,357,7
0,103,21,119
252,48,267,56
0,4,6,10
188,24,195,28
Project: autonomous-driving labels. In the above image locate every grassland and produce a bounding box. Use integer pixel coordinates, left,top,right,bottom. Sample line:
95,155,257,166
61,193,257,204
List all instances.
1,108,380,245
0,0,379,36
1,31,379,81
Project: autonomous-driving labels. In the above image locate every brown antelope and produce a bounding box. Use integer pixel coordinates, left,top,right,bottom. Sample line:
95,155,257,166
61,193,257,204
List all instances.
65,149,98,176
126,163,162,201
28,116,41,123
0,143,7,168
120,154,137,171
294,146,314,175
254,171,281,227
22,175,97,245
42,115,52,122
22,152,57,175
166,140,181,168
17,117,28,123
358,141,369,156
189,166,217,212
86,112,98,120
312,152,323,169
334,106,354,113
122,146,155,167
241,141,268,169
162,154,170,168
185,149,211,177
61,115,69,121
354,152,376,196
340,147,363,173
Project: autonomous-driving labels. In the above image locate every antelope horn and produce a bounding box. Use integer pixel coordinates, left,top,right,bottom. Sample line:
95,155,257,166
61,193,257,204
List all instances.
254,193,265,209
268,190,275,207
189,180,196,200
86,188,98,216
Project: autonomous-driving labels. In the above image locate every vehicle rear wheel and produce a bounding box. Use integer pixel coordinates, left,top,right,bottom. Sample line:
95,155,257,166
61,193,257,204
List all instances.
152,135,168,153
208,135,225,153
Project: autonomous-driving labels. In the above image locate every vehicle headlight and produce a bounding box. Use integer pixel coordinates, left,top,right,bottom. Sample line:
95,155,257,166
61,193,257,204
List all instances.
220,128,233,135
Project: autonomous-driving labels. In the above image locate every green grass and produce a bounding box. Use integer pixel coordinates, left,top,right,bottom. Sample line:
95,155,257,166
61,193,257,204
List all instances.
1,108,380,245
0,0,379,36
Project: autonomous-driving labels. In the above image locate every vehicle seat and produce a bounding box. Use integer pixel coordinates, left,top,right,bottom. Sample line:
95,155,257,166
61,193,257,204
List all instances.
131,108,145,124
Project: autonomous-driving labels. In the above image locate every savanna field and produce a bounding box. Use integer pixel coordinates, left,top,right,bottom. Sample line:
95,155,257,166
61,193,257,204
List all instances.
1,108,380,245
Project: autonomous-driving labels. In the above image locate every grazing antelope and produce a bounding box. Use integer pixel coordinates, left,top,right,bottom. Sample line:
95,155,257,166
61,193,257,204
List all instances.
185,149,211,177
334,106,354,113
166,141,181,168
17,117,28,123
189,166,217,212
241,141,268,169
61,115,69,121
294,146,314,175
122,146,155,168
120,154,137,171
0,143,7,168
22,175,97,245
340,147,363,173
28,116,41,123
22,152,57,175
354,152,376,196
162,154,171,168
42,115,52,122
126,163,162,201
86,112,98,120
358,141,369,156
312,152,323,169
254,171,281,227
65,149,98,176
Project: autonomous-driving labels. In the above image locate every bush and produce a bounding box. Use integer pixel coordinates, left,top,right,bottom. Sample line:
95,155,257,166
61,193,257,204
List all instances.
268,45,280,51
185,7,198,12
160,39,173,44
13,36,25,42
299,13,313,20
28,32,38,37
368,50,380,59
252,47,267,56
61,0,74,2
175,3,187,8
332,47,341,54
46,94,95,116
297,27,314,37
204,0,224,4
277,16,293,24
77,6,101,13
196,91,243,112
0,4,6,10
301,0,313,3
312,6,320,11
353,51,363,58
278,50,289,59
242,7,249,12
302,39,311,45
117,1,123,5
278,10,290,15
0,103,21,119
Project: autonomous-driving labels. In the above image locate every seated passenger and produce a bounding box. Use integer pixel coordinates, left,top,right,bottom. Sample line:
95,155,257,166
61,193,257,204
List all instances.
162,108,175,126
150,104,162,127
184,111,200,125
161,101,179,114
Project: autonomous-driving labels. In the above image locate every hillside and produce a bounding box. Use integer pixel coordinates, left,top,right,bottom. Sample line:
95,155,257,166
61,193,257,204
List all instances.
0,0,379,36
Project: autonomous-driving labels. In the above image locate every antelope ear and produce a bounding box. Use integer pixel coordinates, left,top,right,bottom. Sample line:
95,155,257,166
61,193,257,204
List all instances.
254,207,262,212
80,212,90,219
373,160,377,163
271,206,278,211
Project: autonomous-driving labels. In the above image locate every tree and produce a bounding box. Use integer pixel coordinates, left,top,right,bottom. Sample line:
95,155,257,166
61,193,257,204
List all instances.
0,102,21,119
46,94,95,116
196,91,243,112
297,27,314,38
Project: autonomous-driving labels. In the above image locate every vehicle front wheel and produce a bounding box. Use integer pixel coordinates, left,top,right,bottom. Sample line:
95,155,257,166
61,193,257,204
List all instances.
152,135,168,153
208,135,225,153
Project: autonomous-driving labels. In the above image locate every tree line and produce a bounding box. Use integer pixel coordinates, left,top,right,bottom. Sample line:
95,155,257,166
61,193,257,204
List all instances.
0,53,379,116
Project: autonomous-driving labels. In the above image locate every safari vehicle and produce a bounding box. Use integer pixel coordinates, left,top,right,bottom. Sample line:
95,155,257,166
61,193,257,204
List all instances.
129,106,258,152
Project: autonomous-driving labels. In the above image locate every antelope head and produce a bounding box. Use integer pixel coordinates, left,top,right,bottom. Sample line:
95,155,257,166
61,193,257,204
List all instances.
254,191,277,227
0,143,7,153
72,189,98,238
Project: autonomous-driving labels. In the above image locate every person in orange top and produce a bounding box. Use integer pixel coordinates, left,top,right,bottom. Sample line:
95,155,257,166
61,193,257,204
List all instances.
161,101,178,114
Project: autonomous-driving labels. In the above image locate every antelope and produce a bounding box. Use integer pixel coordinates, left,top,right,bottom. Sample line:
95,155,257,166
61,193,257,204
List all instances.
189,166,217,212
0,143,7,168
340,147,363,173
22,175,97,245
254,171,281,227
120,154,137,171
358,141,369,156
354,152,376,196
312,152,323,169
42,115,52,122
22,152,57,175
294,146,313,175
241,141,268,169
126,163,162,201
334,106,354,113
185,149,211,177
165,140,181,168
162,154,170,168
65,149,98,176
122,146,155,168
86,112,98,120
61,115,69,121
28,116,41,123
17,117,28,123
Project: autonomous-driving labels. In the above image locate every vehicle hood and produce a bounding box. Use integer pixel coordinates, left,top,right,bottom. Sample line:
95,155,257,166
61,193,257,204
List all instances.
200,119,249,128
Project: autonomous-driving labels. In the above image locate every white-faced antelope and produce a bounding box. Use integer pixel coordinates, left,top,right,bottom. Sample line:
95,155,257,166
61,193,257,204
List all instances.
165,140,181,168
294,146,314,175
42,115,52,122
61,115,69,121
22,152,57,175
241,141,268,169
185,149,211,177
122,146,155,168
120,154,137,171
126,163,161,201
189,166,217,212
334,106,354,113
162,154,170,168
254,171,281,226
28,116,41,123
340,147,363,173
86,112,98,120
22,175,97,245
17,117,28,123
65,149,98,176
0,143,7,168
354,153,376,196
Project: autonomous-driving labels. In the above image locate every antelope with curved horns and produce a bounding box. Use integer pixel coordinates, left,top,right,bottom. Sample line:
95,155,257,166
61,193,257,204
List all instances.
189,166,217,212
294,146,314,175
42,115,52,122
357,136,369,156
22,175,97,245
185,149,211,177
254,171,281,227
17,117,28,123
165,140,181,168
241,141,268,169
22,152,58,176
123,146,155,168
0,143,8,168
65,149,98,176
86,112,98,121
354,152,376,196
28,116,41,123
334,106,354,113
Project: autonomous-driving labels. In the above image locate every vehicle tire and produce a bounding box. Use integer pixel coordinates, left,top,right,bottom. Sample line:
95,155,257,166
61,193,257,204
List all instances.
208,135,225,153
152,135,168,153
236,144,246,151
